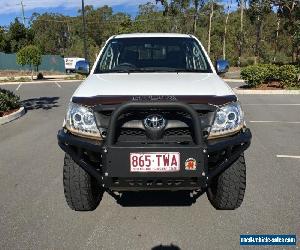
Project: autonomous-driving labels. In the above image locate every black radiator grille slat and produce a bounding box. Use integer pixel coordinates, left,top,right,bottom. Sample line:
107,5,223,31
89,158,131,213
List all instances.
120,128,145,136
95,108,215,142
120,128,191,137
164,128,191,136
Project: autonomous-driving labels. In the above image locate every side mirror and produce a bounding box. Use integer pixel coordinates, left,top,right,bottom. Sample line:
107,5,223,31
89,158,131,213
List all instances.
75,60,90,75
216,59,229,75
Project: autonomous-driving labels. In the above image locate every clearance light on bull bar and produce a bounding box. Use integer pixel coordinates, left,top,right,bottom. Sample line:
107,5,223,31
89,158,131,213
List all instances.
209,102,245,139
64,102,101,139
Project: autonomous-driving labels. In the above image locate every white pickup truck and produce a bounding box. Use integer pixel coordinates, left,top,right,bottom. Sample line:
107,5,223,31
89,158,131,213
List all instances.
58,33,252,211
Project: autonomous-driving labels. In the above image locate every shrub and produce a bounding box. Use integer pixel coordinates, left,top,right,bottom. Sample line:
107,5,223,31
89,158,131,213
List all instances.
241,64,299,88
279,65,299,87
0,88,20,116
262,64,280,81
240,65,268,87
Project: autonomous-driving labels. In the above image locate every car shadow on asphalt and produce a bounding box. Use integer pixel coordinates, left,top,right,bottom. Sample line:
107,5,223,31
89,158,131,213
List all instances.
110,190,204,207
152,244,181,250
21,97,59,111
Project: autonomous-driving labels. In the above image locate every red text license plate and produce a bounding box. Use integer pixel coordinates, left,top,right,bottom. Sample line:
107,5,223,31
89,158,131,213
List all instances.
130,152,180,172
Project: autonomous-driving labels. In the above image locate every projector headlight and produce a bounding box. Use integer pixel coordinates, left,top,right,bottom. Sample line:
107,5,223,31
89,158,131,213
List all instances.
209,102,245,139
64,102,101,139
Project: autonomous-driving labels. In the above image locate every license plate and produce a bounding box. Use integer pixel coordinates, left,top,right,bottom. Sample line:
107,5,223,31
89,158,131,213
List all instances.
130,152,180,172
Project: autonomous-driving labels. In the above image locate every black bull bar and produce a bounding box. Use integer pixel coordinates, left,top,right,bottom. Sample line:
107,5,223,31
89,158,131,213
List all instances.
58,101,252,190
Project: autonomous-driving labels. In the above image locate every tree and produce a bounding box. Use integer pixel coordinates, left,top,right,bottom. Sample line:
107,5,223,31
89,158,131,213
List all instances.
0,27,7,52
207,0,215,55
30,13,70,55
156,0,190,32
273,11,281,62
135,3,167,32
236,0,246,66
223,0,231,60
0,0,296,69
248,0,272,63
271,0,300,62
16,45,42,80
7,18,30,53
192,0,206,34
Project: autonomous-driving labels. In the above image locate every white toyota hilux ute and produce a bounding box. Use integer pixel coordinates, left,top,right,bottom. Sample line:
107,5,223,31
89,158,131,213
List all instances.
58,33,252,211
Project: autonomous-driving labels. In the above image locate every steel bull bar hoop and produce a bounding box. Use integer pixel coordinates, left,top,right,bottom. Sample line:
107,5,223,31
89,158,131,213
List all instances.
105,101,205,147
101,101,209,190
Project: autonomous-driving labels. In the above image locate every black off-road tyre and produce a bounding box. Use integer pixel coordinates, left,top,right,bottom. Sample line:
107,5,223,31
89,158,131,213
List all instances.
63,154,103,211
207,154,246,210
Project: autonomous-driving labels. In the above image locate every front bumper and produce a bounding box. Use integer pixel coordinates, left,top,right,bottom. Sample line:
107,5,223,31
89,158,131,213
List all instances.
58,128,251,191
58,101,251,191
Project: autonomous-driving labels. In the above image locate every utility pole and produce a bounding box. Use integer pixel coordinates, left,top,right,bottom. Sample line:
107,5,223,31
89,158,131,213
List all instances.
81,0,88,61
17,1,26,26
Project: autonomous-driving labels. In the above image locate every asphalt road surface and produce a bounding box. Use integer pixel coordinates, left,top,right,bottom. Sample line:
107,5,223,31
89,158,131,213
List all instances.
0,81,299,249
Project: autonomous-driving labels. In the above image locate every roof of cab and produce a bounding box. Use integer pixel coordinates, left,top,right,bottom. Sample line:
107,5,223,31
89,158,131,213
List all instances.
114,33,192,39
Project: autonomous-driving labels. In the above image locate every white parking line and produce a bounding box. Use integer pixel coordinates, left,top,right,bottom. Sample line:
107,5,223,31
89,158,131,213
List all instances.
55,82,62,88
276,155,300,159
249,121,300,124
15,83,22,91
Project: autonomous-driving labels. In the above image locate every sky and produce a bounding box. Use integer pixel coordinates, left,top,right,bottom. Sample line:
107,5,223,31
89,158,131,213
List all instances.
0,0,236,27
0,0,152,26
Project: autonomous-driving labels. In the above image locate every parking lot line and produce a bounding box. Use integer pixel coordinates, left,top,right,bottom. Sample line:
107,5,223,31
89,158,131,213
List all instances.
276,155,300,159
55,82,62,88
249,121,300,124
15,83,22,91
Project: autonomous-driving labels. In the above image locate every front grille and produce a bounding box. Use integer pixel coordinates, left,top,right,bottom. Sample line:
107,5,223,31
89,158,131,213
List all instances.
120,128,191,137
164,128,191,136
95,107,215,143
118,127,193,143
120,128,145,136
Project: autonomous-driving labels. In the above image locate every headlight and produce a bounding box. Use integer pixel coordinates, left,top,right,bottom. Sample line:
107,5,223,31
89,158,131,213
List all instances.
64,102,101,139
209,102,245,139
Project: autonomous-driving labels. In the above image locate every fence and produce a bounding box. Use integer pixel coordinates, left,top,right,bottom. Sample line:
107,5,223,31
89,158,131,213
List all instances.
0,52,65,72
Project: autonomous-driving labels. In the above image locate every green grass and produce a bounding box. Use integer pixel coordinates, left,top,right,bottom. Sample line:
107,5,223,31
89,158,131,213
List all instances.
0,77,31,83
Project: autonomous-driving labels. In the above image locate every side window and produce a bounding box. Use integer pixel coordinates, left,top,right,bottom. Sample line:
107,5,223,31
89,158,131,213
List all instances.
186,42,208,70
99,44,120,70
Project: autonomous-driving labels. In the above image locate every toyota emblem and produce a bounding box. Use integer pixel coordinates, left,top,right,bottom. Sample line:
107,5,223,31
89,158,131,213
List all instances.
143,114,166,130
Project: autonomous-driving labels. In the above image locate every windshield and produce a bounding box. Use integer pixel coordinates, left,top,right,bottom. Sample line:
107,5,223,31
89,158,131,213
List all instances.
95,37,212,73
